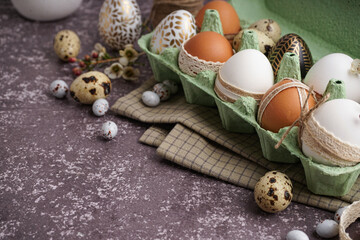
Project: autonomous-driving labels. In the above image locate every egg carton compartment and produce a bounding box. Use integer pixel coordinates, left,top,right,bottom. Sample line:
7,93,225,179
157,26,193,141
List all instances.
138,1,360,196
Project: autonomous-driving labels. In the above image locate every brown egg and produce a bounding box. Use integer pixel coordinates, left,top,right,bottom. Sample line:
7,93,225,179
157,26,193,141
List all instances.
195,1,241,41
184,31,233,62
258,78,316,133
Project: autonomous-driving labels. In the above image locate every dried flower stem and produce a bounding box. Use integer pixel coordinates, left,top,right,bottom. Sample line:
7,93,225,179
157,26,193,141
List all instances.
90,52,145,65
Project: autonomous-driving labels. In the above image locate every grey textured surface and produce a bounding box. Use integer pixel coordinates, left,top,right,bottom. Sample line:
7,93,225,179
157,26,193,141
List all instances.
0,0,359,239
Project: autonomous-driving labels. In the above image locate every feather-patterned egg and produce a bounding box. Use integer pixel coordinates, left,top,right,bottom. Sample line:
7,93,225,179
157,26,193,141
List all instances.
149,10,197,54
268,33,313,79
98,0,142,50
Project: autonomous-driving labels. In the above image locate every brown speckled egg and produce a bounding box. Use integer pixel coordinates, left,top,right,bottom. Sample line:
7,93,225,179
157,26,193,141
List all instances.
249,19,281,42
254,171,293,213
53,30,80,61
70,71,111,104
233,29,275,56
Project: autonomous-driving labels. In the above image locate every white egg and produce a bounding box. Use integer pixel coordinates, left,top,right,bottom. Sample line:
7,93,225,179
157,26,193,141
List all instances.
301,99,360,166
286,230,309,240
334,206,348,223
316,219,339,238
163,80,178,94
49,80,69,98
102,121,118,140
92,99,109,117
149,10,197,54
304,53,360,103
98,0,142,50
153,83,171,101
142,91,160,107
214,49,274,103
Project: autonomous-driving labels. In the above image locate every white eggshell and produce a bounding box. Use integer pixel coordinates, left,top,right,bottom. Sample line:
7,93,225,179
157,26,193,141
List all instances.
142,91,160,107
11,0,82,21
49,80,68,98
286,230,309,240
92,99,109,117
316,219,339,238
149,10,197,54
302,99,360,165
304,53,360,103
98,0,142,50
163,80,178,94
102,121,118,140
334,206,347,223
216,49,274,100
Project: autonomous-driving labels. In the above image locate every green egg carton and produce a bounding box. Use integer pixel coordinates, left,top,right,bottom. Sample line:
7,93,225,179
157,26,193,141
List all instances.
138,1,360,196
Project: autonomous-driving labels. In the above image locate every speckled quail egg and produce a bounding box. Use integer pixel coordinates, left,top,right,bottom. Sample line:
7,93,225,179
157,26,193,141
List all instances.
232,29,275,56
142,91,160,107
316,219,339,238
248,19,281,42
102,121,118,140
286,230,309,240
153,83,171,101
254,171,293,213
334,206,348,223
163,80,178,94
92,98,109,117
49,79,68,98
70,71,111,105
53,30,81,61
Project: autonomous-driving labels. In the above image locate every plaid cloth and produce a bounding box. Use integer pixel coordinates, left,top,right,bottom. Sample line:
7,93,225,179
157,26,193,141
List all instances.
111,78,360,212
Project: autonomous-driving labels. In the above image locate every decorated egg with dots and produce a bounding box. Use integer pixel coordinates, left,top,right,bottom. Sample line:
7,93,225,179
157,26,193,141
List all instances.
254,171,293,213
98,0,142,50
70,71,112,104
49,80,69,98
92,98,109,117
153,83,171,101
258,78,316,133
53,30,80,61
102,121,118,140
268,33,313,79
142,91,160,107
233,29,275,56
149,10,197,54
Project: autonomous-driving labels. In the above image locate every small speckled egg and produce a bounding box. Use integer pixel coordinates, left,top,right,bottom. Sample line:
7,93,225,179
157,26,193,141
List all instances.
153,83,171,101
334,206,348,223
92,98,109,117
163,80,178,94
286,230,309,240
254,171,293,213
233,29,275,56
142,91,160,107
49,80,68,98
316,219,339,238
102,121,118,140
249,19,281,42
70,71,112,105
53,30,81,61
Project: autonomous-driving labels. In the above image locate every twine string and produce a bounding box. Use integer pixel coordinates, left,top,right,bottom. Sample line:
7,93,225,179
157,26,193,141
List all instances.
274,87,330,149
